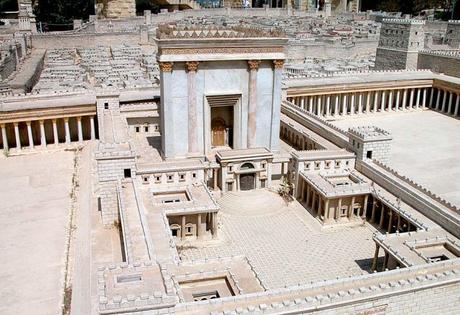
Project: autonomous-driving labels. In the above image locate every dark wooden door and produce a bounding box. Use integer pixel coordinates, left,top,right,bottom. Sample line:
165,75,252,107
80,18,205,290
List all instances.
240,173,255,191
211,118,225,147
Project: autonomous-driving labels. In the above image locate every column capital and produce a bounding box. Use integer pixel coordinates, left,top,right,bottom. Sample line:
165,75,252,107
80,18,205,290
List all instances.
64,117,69,122
0,123,6,128
185,61,199,72
273,59,284,69
26,121,32,126
159,62,173,72
247,60,260,71
39,119,45,124
77,116,82,121
13,122,19,127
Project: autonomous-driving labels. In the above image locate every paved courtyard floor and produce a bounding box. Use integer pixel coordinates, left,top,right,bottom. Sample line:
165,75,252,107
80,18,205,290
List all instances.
0,151,75,315
179,190,380,289
332,110,460,207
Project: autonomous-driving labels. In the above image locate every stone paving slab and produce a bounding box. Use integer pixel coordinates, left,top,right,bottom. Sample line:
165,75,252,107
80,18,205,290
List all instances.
179,190,381,290
332,110,460,207
0,151,74,315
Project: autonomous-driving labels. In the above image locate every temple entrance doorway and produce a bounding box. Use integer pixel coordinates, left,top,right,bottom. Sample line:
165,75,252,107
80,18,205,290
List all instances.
240,163,256,191
210,105,233,148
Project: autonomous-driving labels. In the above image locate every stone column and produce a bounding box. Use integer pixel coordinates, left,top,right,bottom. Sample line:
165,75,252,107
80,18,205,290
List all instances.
389,91,394,111
300,97,305,110
337,198,342,220
312,192,317,215
373,91,379,112
317,95,322,116
365,91,371,113
387,209,393,233
26,121,34,149
379,205,385,228
362,195,369,219
380,91,386,111
247,60,260,148
213,169,218,191
308,96,313,112
429,88,435,108
416,88,421,109
77,117,83,143
349,196,355,218
422,88,427,109
13,122,21,150
1,123,8,150
454,94,460,117
342,94,347,115
358,93,363,114
39,120,46,147
64,118,71,144
186,61,199,153
197,213,203,240
212,212,218,239
350,93,355,116
181,215,186,239
409,89,415,109
90,116,96,140
159,62,175,157
436,89,441,110
371,244,380,271
402,89,408,110
447,92,453,114
395,90,400,111
371,201,376,223
306,184,311,206
52,119,59,145
325,95,330,117
324,199,330,221
334,95,339,116
441,90,447,112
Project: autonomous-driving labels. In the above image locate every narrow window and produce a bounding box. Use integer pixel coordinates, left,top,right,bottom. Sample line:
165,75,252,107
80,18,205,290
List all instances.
367,151,373,159
124,169,131,178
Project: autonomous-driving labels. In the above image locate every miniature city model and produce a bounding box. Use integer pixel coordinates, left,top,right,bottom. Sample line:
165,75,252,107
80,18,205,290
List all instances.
0,3,460,315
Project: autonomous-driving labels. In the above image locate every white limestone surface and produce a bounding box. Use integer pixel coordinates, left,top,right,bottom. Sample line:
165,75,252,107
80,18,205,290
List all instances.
0,151,74,315
332,110,460,207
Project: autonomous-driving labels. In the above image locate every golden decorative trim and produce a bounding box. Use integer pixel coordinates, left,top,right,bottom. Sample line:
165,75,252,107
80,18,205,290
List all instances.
248,60,261,71
185,61,199,72
160,47,284,55
159,62,173,72
273,59,285,69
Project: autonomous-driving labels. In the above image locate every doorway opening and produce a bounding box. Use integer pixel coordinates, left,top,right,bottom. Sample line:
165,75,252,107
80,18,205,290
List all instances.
211,106,233,148
240,163,256,191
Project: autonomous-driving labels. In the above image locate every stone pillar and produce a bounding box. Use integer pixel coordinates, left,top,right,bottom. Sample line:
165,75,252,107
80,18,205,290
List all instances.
387,209,393,233
317,196,322,218
14,122,21,150
197,213,203,240
306,184,311,206
358,93,363,114
390,91,396,111
409,89,415,110
159,62,175,158
362,195,369,219
436,89,441,110
379,204,385,228
447,92,453,114
334,95,339,116
429,88,434,108
372,91,379,112
349,196,355,218
52,119,59,145
1,123,8,150
247,60,259,148
371,244,380,271
90,116,96,140
350,93,355,115
324,199,330,221
441,90,447,112
26,121,34,149
371,201,376,223
213,169,218,191
402,89,408,110
422,88,427,109
300,97,305,110
212,212,218,239
325,95,330,117
416,88,421,109
342,94,347,115
365,92,371,113
337,198,342,220
186,61,199,153
309,97,313,112
312,192,317,215
39,120,46,147
380,91,386,111
181,215,186,239
395,90,400,111
77,117,83,143
455,94,460,117
64,118,70,144
317,95,322,116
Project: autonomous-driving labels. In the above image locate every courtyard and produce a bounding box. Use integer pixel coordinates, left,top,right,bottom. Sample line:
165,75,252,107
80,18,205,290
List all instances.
0,151,76,315
179,189,380,289
332,110,460,207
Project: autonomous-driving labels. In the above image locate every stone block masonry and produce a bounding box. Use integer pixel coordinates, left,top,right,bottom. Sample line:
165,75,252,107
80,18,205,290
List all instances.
105,0,136,19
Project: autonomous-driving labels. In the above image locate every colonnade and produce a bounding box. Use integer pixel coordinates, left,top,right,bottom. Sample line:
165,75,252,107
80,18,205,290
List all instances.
368,199,418,234
288,87,430,117
280,124,319,151
297,178,369,224
169,212,218,241
0,115,97,151
429,87,460,117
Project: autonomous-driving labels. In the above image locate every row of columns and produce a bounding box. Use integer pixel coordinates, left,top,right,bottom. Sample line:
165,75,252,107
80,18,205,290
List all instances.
175,212,218,240
0,115,96,151
280,124,318,151
369,199,418,234
297,178,369,224
431,88,460,117
289,87,430,117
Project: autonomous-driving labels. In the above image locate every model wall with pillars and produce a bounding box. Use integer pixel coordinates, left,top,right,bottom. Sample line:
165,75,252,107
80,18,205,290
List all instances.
159,59,283,159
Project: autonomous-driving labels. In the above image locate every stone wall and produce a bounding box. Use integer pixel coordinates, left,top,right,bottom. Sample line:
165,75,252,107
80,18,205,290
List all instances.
446,20,460,48
105,0,136,19
418,51,460,78
31,33,140,49
375,48,419,70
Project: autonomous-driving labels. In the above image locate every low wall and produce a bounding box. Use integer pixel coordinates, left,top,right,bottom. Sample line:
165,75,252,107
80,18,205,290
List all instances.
418,51,460,78
31,32,140,49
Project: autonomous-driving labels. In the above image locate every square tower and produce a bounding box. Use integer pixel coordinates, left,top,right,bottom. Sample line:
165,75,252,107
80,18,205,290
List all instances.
348,126,392,163
446,20,460,48
375,19,425,70
155,26,287,159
